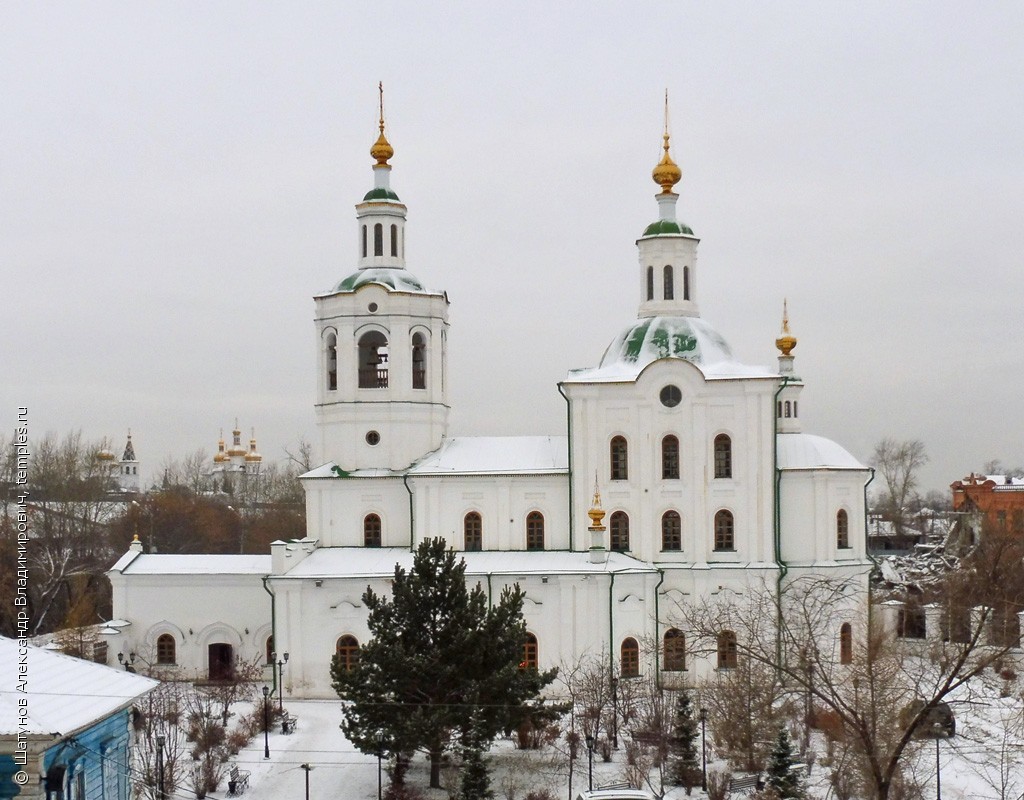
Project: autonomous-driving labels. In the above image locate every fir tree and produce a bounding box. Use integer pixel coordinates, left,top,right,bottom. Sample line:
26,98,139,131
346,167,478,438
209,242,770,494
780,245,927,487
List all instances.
764,726,804,799
668,691,702,794
332,538,559,789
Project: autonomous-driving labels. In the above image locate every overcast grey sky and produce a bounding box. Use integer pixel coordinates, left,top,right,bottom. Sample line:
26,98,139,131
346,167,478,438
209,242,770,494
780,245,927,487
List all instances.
4,2,1023,495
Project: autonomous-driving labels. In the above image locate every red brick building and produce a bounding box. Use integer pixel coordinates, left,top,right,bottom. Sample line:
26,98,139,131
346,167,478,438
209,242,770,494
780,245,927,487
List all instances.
950,473,1024,534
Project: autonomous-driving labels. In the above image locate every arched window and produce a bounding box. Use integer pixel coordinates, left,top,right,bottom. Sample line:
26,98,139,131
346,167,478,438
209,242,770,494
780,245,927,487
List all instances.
526,512,544,551
610,436,628,481
364,514,382,547
326,332,337,391
464,512,482,552
373,223,383,256
358,331,389,388
610,511,629,552
683,265,690,300
784,400,791,418
336,635,359,672
265,636,274,665
717,630,738,669
662,435,680,479
412,332,426,389
661,510,681,551
362,225,367,258
390,224,398,257
156,633,176,665
837,509,850,549
663,265,674,300
663,628,685,671
521,633,538,670
793,401,798,417
777,401,783,418
713,434,732,479
714,509,734,551
620,637,640,677
839,623,852,665
646,266,654,301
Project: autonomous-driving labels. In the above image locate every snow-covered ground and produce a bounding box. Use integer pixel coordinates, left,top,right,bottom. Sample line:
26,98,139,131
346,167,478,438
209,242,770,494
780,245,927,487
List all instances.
203,683,1022,800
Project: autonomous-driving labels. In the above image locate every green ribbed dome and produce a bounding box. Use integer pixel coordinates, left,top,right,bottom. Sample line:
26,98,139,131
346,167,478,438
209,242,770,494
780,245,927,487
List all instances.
642,219,694,237
332,268,426,293
362,187,401,202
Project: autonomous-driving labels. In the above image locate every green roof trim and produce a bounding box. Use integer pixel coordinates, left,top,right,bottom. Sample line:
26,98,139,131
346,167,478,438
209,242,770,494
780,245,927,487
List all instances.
642,219,694,237
362,187,402,202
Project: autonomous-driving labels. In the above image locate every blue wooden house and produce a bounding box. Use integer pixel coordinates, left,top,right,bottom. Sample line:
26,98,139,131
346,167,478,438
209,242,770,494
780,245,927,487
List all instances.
0,637,157,800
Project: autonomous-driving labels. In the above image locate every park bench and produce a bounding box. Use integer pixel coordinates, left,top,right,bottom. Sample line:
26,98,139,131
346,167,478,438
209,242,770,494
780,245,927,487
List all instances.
281,710,299,734
727,774,762,795
227,765,250,795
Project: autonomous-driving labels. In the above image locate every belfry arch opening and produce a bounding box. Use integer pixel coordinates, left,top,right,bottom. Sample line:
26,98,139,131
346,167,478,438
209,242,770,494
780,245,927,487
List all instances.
358,331,389,388
326,332,337,391
412,332,426,389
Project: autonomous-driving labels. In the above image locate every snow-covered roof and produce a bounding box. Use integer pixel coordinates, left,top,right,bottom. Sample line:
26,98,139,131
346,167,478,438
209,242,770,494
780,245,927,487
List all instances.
110,553,271,575
409,436,568,475
302,436,569,479
277,547,655,580
0,637,157,736
565,315,776,383
776,433,866,471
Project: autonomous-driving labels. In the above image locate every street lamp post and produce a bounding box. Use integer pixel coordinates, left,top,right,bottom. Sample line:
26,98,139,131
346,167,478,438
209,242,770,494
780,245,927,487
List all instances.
155,734,166,800
262,686,271,758
376,733,385,800
277,652,289,713
935,736,942,800
300,763,312,800
584,734,595,791
610,676,619,750
699,707,708,791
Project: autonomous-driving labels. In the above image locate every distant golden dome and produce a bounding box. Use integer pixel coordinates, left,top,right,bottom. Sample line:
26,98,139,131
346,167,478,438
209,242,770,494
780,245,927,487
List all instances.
587,482,606,530
213,452,228,464
96,449,116,462
244,452,262,463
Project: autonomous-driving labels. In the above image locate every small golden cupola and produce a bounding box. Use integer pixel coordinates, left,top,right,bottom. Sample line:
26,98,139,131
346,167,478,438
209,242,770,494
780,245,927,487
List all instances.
213,430,228,463
245,429,262,463
370,81,394,166
775,299,803,433
652,91,682,194
775,299,797,357
587,477,607,563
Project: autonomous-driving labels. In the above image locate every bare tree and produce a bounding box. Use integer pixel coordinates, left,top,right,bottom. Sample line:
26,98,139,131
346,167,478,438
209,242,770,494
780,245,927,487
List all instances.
872,439,928,535
675,559,1022,800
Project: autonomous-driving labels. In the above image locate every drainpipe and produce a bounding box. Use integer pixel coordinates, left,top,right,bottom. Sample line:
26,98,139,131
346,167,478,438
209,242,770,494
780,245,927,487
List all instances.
773,377,791,672
608,571,616,667
863,468,878,634
653,568,666,688
557,382,574,551
261,575,277,696
487,572,494,610
403,473,415,552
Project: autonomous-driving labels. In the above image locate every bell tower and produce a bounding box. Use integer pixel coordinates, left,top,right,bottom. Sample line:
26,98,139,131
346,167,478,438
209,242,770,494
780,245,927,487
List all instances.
313,86,450,470
637,93,700,320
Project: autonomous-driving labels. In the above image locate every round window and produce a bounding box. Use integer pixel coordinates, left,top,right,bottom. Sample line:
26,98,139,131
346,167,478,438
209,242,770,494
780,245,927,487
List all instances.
365,430,381,446
368,302,378,313
660,385,682,408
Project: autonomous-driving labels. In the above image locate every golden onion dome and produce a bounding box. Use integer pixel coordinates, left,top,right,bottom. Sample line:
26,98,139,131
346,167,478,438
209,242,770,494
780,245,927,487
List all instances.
213,452,228,464
587,482,607,530
96,449,116,462
244,451,262,462
370,82,393,166
652,133,682,194
775,299,798,356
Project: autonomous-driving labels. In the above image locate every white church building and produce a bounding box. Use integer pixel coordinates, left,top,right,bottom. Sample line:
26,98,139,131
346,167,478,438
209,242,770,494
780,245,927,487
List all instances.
107,105,872,699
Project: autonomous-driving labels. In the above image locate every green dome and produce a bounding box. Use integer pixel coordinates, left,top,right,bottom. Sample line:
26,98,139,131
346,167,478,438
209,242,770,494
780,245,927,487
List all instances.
332,268,427,294
362,187,402,202
642,219,694,237
599,316,733,370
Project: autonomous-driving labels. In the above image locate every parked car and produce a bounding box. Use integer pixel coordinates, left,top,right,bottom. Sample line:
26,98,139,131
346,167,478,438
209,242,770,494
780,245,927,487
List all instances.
900,699,955,737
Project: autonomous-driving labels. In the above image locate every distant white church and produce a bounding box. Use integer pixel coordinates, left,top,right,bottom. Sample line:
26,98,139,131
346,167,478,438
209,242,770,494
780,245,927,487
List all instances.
107,103,872,698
